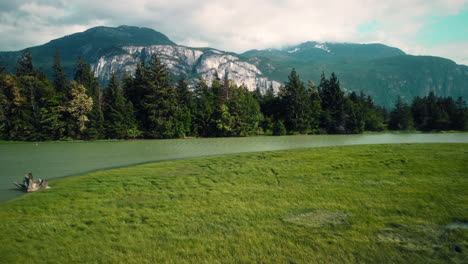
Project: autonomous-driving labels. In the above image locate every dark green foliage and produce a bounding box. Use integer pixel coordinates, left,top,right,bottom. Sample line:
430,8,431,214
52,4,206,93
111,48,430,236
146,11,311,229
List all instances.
103,73,139,139
175,77,194,137
193,78,216,137
124,61,148,122
16,49,35,77
307,80,322,133
411,92,468,131
225,85,262,136
123,55,184,138
0,51,466,141
258,84,280,133
53,52,67,97
318,72,347,133
74,57,99,99
389,96,413,130
272,120,287,135
141,54,182,138
453,97,468,130
218,74,231,105
345,96,365,134
1,56,64,140
347,91,385,133
279,69,312,133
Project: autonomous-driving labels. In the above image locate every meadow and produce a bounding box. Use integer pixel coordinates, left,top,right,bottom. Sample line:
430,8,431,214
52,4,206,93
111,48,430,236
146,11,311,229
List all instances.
0,143,467,263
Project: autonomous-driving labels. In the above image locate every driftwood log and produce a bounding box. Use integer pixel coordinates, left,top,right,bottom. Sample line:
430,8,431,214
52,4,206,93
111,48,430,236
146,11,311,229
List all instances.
13,173,50,192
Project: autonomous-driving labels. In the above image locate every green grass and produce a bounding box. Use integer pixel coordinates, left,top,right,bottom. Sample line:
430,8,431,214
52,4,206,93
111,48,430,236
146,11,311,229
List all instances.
1,143,467,263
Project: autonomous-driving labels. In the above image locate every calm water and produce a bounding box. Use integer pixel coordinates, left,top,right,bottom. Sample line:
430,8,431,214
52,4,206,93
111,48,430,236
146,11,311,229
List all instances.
1,133,467,203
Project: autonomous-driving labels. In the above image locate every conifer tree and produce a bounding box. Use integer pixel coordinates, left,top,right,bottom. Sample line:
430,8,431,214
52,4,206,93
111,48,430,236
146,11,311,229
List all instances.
389,96,413,130
175,76,194,137
218,73,231,105
259,83,279,133
307,80,321,133
225,84,257,136
215,104,233,136
53,51,67,97
16,49,35,77
0,71,8,139
346,93,365,133
142,54,182,138
0,60,4,74
0,74,34,140
454,97,468,130
318,72,346,133
103,73,139,139
279,69,312,133
193,78,216,137
125,60,149,120
272,120,286,136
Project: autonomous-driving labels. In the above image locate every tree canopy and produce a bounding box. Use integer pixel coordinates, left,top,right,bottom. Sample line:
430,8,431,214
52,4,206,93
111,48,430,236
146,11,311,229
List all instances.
0,50,466,141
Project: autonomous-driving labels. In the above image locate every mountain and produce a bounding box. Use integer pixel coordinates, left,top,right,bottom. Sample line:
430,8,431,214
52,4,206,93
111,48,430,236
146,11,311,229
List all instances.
1,25,467,108
240,42,468,107
0,25,175,78
94,45,281,92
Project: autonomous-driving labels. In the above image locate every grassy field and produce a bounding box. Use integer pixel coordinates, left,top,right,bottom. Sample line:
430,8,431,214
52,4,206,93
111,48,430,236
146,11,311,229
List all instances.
0,143,467,263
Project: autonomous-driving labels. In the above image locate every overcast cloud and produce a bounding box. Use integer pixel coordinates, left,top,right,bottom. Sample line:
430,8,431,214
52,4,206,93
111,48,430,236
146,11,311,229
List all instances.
1,0,467,64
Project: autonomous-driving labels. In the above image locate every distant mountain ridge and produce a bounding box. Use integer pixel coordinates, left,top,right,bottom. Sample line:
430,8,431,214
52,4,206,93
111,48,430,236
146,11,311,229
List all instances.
239,42,468,107
0,25,467,108
0,25,175,77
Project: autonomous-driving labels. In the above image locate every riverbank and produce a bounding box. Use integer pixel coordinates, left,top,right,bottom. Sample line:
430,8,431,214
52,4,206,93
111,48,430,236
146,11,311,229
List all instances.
0,129,466,144
1,143,467,263
1,133,467,204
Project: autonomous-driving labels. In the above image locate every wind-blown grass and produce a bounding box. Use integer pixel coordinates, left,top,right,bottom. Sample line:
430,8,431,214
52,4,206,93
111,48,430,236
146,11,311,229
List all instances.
1,143,467,263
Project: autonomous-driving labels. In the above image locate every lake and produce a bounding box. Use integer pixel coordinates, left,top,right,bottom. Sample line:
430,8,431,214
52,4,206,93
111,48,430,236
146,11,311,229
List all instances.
1,133,467,203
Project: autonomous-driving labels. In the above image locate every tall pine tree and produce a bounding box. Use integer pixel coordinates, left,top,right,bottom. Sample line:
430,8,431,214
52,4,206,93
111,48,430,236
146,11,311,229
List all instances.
279,69,312,133
53,51,67,97
142,54,182,138
318,72,346,133
389,96,413,130
103,73,139,139
175,76,194,137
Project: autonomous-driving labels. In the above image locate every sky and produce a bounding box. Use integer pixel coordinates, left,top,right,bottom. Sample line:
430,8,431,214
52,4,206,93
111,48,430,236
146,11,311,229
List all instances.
0,0,467,65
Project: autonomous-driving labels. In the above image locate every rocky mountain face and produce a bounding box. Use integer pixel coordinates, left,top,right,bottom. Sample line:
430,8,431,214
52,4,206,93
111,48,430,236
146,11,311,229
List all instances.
1,25,467,108
93,45,281,92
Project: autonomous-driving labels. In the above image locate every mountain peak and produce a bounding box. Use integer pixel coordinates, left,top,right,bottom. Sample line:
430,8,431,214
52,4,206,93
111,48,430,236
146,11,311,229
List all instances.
68,25,176,46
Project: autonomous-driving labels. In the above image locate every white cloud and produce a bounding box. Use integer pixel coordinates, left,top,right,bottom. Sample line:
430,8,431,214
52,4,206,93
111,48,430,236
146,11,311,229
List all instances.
0,0,467,64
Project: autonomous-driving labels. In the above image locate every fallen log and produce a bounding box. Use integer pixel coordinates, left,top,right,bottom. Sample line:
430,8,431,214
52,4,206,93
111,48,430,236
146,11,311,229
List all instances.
13,173,50,192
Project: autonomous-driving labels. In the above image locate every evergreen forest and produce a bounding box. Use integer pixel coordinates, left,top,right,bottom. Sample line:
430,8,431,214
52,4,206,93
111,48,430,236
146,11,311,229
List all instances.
0,50,467,141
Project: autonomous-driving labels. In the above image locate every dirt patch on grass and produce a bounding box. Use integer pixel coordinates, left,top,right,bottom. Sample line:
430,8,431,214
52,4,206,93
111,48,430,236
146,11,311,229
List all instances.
377,223,466,255
283,210,348,228
447,221,468,229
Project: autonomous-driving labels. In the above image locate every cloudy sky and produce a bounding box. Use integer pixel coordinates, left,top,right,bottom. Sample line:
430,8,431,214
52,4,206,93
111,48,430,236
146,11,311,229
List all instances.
1,0,467,64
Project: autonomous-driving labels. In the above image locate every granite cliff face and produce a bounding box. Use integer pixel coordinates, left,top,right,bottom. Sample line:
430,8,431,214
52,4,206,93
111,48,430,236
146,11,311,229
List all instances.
93,45,281,92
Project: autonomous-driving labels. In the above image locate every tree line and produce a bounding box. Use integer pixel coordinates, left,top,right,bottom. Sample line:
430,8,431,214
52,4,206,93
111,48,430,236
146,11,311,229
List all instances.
0,50,466,141
389,93,468,131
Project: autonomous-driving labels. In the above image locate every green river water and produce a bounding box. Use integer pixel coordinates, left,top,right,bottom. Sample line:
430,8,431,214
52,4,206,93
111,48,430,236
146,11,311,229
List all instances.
1,133,467,203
